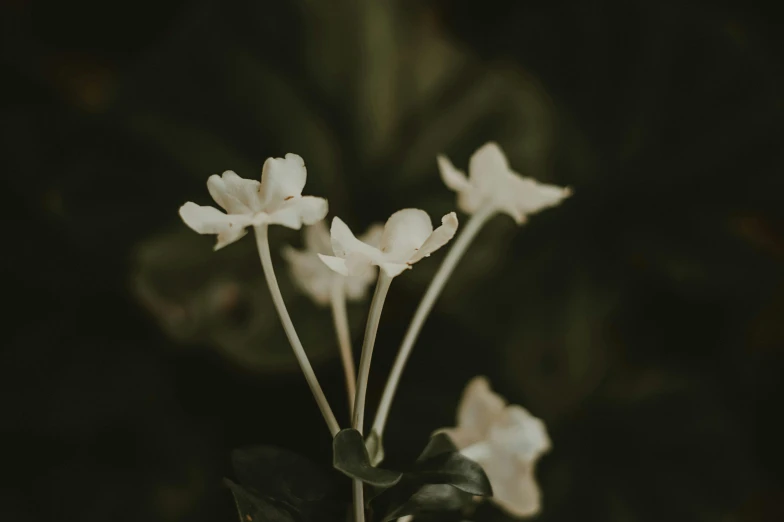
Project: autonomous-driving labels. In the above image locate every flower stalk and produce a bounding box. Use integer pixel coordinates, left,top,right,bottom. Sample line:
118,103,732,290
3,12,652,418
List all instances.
372,205,494,440
330,279,357,413
255,224,340,436
351,271,393,522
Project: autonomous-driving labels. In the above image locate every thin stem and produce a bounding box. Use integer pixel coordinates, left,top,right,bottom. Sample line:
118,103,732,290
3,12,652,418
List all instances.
371,207,495,439
352,271,394,522
330,279,357,415
254,225,340,437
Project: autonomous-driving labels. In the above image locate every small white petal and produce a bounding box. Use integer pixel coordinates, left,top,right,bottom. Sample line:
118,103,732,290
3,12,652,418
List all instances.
207,171,261,214
454,376,506,446
178,202,252,250
266,196,328,230
259,153,308,208
330,217,384,261
480,457,542,517
318,254,349,276
359,223,385,248
410,212,458,263
283,245,333,306
437,155,471,192
380,209,433,261
468,142,510,188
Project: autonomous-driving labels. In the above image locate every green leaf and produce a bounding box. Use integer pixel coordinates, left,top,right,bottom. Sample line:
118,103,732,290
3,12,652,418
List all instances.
332,429,403,488
224,478,297,522
372,480,473,521
230,445,344,521
414,451,492,497
415,432,457,463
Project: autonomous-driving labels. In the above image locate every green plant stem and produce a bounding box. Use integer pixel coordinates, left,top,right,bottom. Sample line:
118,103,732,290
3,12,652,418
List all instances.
371,207,495,440
330,280,357,415
352,271,394,522
254,225,340,436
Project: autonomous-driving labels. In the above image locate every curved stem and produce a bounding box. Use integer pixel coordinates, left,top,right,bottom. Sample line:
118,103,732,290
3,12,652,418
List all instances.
371,208,494,439
352,271,394,522
254,225,340,437
330,279,357,415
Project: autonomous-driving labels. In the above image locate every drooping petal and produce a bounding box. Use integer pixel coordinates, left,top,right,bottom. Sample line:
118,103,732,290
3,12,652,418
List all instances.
207,171,262,214
318,254,350,276
410,212,458,263
178,202,251,250
259,153,308,208
265,196,328,230
380,209,433,261
437,155,471,192
455,377,506,444
330,217,384,261
468,142,510,190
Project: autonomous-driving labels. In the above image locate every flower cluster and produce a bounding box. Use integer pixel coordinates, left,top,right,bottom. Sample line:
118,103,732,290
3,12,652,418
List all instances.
178,142,569,520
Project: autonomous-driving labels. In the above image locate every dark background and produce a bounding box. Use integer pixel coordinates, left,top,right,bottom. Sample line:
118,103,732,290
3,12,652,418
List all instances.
2,0,783,521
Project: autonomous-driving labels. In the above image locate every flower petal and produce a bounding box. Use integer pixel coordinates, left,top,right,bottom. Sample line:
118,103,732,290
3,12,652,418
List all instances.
410,212,458,263
488,405,551,461
265,196,328,230
259,153,307,208
318,254,349,276
480,457,542,517
380,209,433,261
513,176,572,219
359,223,385,248
283,245,333,306
468,142,510,188
330,217,384,261
455,376,506,445
207,171,261,214
178,202,251,250
437,155,471,192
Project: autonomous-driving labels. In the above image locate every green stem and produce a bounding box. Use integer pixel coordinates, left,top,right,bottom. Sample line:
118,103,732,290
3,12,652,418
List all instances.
254,225,340,436
330,279,357,415
352,271,394,522
371,207,494,440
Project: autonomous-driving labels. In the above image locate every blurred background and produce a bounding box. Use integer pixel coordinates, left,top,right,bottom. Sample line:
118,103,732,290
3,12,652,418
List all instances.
2,0,783,520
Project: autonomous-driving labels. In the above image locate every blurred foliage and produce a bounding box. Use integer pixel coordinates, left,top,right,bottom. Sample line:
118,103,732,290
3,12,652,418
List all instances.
2,0,784,522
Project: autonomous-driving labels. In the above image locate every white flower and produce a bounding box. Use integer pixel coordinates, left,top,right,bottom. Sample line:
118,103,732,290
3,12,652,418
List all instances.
282,220,384,306
438,142,571,224
179,153,328,250
441,376,551,518
318,209,459,278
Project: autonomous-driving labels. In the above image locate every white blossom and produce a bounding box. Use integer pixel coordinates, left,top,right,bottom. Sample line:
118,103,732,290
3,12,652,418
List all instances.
440,376,551,518
438,142,571,224
318,209,458,278
282,220,383,306
179,153,328,250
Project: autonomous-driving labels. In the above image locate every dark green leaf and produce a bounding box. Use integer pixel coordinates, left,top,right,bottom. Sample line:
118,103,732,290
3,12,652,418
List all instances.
333,429,403,487
224,478,297,522
414,452,492,497
230,445,345,521
372,479,473,521
415,432,458,463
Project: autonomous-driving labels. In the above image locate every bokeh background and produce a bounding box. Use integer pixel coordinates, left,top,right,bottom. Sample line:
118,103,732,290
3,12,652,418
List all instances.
2,0,784,520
